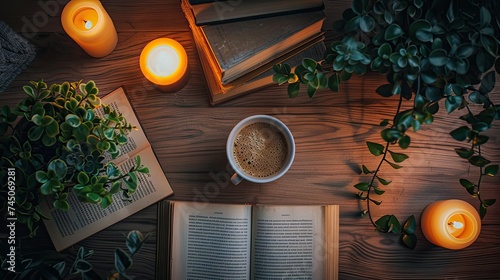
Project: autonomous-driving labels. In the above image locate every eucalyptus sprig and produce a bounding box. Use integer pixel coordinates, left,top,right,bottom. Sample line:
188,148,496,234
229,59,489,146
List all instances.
274,0,500,248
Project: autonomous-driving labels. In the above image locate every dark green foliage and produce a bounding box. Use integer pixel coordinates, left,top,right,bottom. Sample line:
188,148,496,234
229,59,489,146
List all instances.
0,81,150,237
273,0,500,248
0,230,148,280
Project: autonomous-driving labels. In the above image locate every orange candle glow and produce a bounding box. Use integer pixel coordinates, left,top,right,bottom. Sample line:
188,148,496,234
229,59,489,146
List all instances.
139,38,188,91
61,0,118,58
421,199,481,250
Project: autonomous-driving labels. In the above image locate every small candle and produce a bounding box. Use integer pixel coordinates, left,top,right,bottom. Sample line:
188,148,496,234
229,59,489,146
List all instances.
139,38,188,91
421,199,481,250
61,0,118,58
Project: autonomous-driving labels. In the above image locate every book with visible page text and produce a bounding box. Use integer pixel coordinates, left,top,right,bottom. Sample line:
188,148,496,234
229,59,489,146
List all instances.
156,201,339,280
41,86,174,252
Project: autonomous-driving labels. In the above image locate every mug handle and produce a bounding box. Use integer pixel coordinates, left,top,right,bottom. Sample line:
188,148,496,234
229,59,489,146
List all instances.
230,173,243,185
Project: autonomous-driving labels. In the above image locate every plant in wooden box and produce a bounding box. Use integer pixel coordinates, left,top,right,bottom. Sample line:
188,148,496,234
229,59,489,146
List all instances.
0,80,149,237
273,0,499,248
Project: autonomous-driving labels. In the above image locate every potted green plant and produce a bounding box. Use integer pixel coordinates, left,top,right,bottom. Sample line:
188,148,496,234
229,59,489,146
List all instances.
0,80,149,237
274,0,499,248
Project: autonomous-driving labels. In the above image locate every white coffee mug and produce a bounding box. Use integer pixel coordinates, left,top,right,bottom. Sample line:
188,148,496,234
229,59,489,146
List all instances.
226,115,295,185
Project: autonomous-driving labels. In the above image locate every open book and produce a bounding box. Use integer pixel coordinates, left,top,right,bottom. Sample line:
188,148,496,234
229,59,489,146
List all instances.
157,201,339,280
41,86,174,252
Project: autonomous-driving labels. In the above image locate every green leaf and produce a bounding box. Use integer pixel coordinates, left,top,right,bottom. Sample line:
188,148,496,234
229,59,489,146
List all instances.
23,85,36,98
375,215,391,231
28,125,44,141
386,161,403,169
366,141,384,156
35,171,49,183
460,178,475,195
480,204,487,219
409,19,432,42
455,147,474,159
445,96,462,113
77,172,90,185
65,114,81,128
369,198,382,205
373,187,385,195
398,135,411,149
48,159,68,180
287,82,300,98
385,24,403,41
480,6,491,28
480,34,498,57
45,120,60,137
54,200,70,211
376,84,393,97
115,248,133,273
42,134,57,147
389,151,409,163
354,182,370,191
429,49,449,66
469,155,490,167
482,198,495,207
377,176,391,185
480,71,495,94
359,15,375,32
388,215,401,233
381,128,401,142
456,44,474,58
328,73,341,92
302,58,317,72
361,165,373,174
109,181,122,195
126,230,147,254
484,165,499,176
86,192,101,203
450,126,469,141
402,234,417,249
403,215,416,234
104,128,115,140
100,195,112,208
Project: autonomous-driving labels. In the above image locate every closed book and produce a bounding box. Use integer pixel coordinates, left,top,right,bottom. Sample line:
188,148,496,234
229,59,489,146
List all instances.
190,0,324,25
202,10,325,85
204,37,326,105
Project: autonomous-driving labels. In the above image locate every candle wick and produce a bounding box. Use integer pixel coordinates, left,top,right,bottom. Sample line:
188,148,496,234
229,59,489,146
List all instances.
83,20,93,30
448,221,464,229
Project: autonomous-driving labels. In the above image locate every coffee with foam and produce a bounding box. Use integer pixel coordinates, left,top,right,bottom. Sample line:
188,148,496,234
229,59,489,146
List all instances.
232,122,288,178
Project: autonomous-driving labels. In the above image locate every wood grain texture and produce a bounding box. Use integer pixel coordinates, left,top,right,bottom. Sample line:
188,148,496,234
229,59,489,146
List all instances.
1,0,499,279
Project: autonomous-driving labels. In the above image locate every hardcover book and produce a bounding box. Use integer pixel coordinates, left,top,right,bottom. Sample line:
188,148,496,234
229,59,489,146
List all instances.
189,0,324,25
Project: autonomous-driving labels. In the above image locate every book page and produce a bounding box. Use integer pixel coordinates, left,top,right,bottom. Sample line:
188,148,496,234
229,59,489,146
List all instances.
171,201,252,280
251,205,327,280
42,87,173,251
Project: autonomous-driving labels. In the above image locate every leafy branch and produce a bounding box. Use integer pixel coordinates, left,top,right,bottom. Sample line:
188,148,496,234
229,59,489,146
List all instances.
273,0,500,248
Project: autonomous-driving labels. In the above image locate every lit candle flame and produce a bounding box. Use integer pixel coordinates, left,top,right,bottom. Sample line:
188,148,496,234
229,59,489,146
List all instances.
448,221,464,229
84,20,93,30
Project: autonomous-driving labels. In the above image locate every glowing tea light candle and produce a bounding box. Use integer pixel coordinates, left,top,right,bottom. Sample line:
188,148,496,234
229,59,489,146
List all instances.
421,199,481,250
139,38,189,91
61,0,118,58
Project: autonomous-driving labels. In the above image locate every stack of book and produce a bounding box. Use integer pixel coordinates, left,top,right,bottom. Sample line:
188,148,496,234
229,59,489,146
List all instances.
181,0,326,105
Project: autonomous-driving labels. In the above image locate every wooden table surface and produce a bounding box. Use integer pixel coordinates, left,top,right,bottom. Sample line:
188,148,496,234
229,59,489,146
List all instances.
1,1,499,279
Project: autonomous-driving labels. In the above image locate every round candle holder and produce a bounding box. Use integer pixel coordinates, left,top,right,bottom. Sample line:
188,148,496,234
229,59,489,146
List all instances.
421,199,481,250
61,0,118,58
139,38,189,92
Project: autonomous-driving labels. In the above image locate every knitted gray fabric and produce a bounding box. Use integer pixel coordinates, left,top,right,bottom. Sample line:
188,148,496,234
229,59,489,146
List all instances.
0,21,36,93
